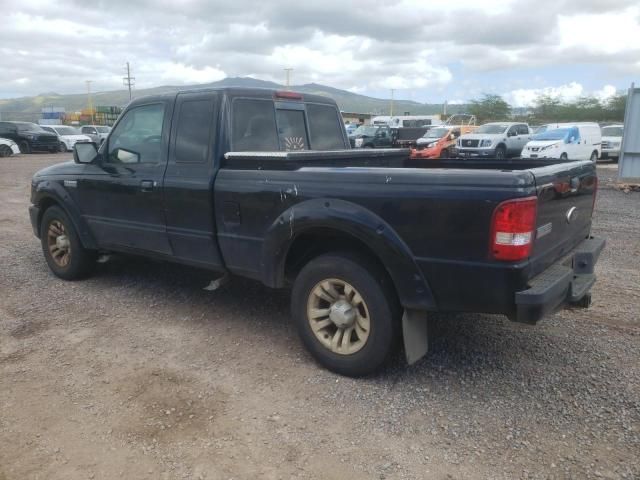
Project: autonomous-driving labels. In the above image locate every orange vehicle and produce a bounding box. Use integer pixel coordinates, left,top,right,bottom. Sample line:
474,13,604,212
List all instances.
411,125,477,159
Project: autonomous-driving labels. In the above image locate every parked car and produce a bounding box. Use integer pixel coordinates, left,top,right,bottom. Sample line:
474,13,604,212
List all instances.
349,124,393,148
0,137,21,157
456,122,531,159
412,125,477,159
0,121,59,153
29,87,603,377
521,123,601,161
41,125,92,152
600,124,624,162
80,125,111,144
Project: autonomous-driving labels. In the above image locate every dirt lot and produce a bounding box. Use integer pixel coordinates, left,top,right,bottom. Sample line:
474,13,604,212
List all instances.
1,154,638,480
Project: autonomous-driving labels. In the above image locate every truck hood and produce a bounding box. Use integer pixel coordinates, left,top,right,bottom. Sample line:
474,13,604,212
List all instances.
459,133,505,141
59,134,92,142
33,161,83,179
525,140,563,148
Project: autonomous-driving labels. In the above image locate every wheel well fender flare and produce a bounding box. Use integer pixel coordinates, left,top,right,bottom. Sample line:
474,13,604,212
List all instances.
261,198,436,311
34,182,97,249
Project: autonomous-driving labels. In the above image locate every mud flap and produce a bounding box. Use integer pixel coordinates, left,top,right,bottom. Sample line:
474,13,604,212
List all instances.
402,309,429,365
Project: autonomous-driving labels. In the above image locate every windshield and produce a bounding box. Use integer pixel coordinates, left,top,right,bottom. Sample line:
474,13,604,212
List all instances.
601,126,623,137
533,128,571,141
17,123,45,133
95,126,111,133
422,127,449,139
54,126,79,135
476,124,508,134
353,126,380,136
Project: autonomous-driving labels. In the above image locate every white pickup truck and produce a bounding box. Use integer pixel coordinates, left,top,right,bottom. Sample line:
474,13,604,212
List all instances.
456,122,531,159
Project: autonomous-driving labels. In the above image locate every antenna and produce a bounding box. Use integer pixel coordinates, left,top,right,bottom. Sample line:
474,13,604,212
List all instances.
123,62,135,100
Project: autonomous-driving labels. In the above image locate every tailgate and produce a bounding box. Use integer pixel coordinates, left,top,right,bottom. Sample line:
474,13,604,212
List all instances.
528,160,597,276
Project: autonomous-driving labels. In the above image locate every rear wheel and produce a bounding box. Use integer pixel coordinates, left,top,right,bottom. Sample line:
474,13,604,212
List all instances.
291,252,400,377
590,151,598,162
40,206,96,280
439,147,449,159
59,142,67,152
0,145,12,157
495,145,506,160
19,141,31,154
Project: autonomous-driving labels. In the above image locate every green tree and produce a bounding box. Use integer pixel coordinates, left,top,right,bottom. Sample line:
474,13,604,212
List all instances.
468,94,511,123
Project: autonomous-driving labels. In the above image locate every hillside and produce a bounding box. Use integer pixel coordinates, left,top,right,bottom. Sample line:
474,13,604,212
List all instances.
0,77,467,122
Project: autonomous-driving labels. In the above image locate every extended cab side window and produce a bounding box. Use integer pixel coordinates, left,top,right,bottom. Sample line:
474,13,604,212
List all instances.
107,104,165,164
175,99,215,163
232,99,278,151
517,124,529,135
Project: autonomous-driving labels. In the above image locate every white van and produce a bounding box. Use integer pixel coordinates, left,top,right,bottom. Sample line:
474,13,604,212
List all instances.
521,122,601,161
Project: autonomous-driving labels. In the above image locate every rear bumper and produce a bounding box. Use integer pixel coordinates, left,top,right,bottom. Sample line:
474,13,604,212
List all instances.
514,237,605,324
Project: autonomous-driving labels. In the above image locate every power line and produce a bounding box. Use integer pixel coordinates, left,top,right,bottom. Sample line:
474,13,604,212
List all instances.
123,62,135,100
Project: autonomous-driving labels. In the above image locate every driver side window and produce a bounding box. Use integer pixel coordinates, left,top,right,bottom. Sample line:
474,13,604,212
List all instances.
107,103,165,164
507,126,518,136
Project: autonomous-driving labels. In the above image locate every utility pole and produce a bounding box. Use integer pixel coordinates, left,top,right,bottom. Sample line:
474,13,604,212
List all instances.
284,68,293,90
390,89,395,116
85,80,94,124
123,62,135,100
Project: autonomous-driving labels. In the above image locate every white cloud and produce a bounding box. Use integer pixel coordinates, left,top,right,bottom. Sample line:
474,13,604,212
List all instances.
154,63,226,85
593,84,618,102
505,82,585,108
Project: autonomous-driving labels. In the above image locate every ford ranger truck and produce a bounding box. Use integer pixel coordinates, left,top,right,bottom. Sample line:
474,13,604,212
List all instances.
28,88,605,377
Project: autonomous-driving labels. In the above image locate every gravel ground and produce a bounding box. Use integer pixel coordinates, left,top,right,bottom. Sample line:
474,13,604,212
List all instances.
0,154,638,480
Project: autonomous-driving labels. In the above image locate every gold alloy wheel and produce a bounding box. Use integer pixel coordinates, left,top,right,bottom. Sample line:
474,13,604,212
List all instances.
47,220,71,268
306,278,371,355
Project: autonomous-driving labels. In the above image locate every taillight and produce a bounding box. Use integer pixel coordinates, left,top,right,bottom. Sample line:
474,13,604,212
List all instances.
274,90,303,100
490,196,538,261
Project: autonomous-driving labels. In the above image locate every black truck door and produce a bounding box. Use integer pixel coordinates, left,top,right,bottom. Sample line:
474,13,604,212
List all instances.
163,91,225,269
75,101,172,254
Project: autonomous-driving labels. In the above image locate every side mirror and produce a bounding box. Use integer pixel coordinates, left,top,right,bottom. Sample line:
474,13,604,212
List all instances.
74,142,98,164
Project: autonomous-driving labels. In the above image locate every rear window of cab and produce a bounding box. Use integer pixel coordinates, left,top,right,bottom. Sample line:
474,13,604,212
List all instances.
231,98,346,152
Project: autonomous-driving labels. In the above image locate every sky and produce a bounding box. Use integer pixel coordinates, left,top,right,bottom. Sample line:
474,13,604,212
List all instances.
1,0,638,106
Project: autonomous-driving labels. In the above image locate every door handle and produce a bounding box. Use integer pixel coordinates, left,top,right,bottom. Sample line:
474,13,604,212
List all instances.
140,180,155,192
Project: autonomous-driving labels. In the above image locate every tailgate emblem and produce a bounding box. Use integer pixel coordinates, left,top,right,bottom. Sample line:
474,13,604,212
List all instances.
566,207,579,224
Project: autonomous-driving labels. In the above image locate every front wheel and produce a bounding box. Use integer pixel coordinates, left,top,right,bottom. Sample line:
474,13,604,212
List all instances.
40,206,96,280
439,147,449,159
291,252,400,376
590,151,598,162
560,153,568,160
495,145,506,160
59,142,67,152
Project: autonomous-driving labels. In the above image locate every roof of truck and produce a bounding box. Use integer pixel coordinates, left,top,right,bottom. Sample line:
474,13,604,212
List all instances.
128,87,337,107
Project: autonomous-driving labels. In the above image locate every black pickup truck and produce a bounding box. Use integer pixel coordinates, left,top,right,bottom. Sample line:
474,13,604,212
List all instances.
29,88,604,376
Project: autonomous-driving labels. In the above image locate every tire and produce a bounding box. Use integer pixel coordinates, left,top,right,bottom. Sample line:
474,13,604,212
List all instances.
439,147,449,159
0,145,12,157
590,151,598,162
19,141,31,154
59,142,67,152
495,145,506,160
49,147,58,153
40,206,96,280
560,153,568,160
291,252,401,377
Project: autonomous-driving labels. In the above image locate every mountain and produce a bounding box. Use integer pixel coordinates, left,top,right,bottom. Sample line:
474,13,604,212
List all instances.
0,77,468,122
